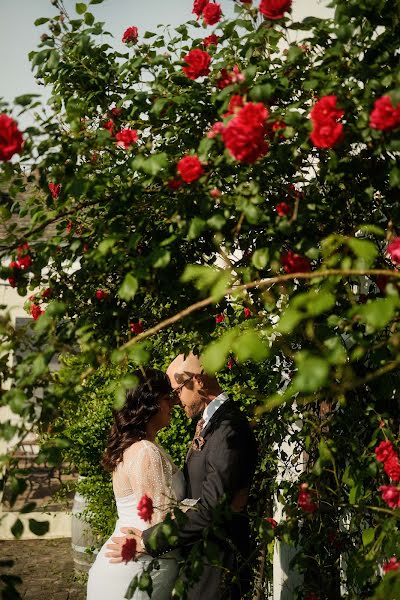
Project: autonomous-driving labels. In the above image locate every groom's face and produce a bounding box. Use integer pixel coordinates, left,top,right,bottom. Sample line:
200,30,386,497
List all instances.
167,369,206,419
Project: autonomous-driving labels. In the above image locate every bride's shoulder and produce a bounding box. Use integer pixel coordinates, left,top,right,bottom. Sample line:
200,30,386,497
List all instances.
122,439,162,461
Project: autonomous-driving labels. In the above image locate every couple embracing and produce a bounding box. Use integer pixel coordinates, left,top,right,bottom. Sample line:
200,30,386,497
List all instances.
87,352,258,599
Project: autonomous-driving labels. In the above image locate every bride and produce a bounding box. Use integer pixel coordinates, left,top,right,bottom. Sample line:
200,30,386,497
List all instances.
87,368,186,600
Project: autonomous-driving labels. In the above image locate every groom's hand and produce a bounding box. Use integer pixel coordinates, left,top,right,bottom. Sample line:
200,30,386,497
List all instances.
105,527,144,563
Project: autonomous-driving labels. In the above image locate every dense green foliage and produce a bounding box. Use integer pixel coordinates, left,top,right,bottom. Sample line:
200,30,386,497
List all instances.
1,0,400,597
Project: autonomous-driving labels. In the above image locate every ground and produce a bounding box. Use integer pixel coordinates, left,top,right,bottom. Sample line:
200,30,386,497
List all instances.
0,539,86,600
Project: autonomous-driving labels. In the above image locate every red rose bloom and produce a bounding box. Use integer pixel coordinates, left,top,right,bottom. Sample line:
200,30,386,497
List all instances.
121,538,137,563
383,557,400,573
203,2,222,25
369,96,400,131
387,238,400,265
310,121,344,148
182,49,211,80
48,183,61,199
31,304,43,321
298,489,317,513
210,188,221,198
275,202,291,217
215,313,225,323
130,321,144,334
0,114,23,162
222,102,269,163
8,277,17,288
9,261,21,271
95,289,107,300
227,357,235,370
243,307,251,318
379,485,400,509
18,255,32,270
217,68,234,89
207,121,225,139
259,0,292,20
202,34,219,48
103,119,115,135
375,440,396,463
110,107,123,118
265,517,277,528
225,95,245,116
116,128,138,149
137,494,154,523
192,0,209,17
271,120,286,132
281,250,311,274
384,455,400,482
310,96,344,123
42,287,52,299
168,178,183,190
122,26,138,44
177,155,204,183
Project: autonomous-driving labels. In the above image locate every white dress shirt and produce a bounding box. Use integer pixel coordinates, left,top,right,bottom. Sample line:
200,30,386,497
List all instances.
201,392,229,430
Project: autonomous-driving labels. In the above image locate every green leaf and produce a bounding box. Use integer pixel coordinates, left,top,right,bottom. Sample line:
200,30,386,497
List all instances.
131,153,168,176
252,248,269,270
13,93,42,107
390,167,400,188
233,330,269,363
34,17,50,26
187,217,206,240
89,0,104,3
152,249,171,269
76,3,87,14
351,297,398,331
138,571,152,593
292,352,329,393
202,330,237,373
362,527,375,547
118,274,139,301
28,519,50,536
347,238,378,267
84,12,95,26
11,519,23,540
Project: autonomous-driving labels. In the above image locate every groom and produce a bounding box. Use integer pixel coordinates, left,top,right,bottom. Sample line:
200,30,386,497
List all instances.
108,352,258,599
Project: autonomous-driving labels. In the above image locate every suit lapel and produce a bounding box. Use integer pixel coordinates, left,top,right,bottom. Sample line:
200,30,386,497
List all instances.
185,400,234,463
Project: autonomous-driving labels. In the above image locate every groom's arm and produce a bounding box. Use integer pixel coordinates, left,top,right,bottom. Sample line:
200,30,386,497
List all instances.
142,419,255,556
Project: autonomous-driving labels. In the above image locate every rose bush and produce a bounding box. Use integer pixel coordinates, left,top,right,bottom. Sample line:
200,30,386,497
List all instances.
1,0,400,598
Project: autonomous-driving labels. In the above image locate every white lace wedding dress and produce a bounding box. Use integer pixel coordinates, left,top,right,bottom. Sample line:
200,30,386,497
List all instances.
87,440,186,600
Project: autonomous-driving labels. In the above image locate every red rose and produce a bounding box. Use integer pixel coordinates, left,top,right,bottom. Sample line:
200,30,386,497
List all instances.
310,96,344,123
379,485,400,509
17,243,29,257
103,119,115,135
298,489,317,513
182,49,211,80
192,0,209,17
227,357,235,370
259,0,292,20
225,95,245,116
203,3,222,25
137,494,154,523
384,455,400,482
210,188,221,198
265,517,277,528
202,34,219,48
369,96,400,131
281,250,311,274
8,277,17,288
110,107,123,118
275,202,291,217
121,538,137,563
116,128,138,149
271,120,286,132
387,238,400,265
42,287,52,299
383,557,400,573
168,178,183,190
18,255,32,270
0,114,23,162
122,26,138,44
207,122,225,139
222,102,269,163
215,313,225,323
9,261,21,271
31,304,43,321
95,289,107,300
310,121,344,148
48,183,61,199
177,155,204,183
243,307,251,318
130,321,144,334
375,440,396,463
217,68,234,89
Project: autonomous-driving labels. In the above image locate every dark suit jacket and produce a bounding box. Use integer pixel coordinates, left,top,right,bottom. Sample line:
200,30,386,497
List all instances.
142,399,258,599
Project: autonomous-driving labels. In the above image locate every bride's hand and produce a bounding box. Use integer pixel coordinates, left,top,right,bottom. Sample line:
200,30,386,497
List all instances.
105,527,143,563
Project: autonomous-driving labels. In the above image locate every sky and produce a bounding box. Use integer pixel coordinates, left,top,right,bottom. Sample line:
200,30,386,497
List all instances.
0,0,332,114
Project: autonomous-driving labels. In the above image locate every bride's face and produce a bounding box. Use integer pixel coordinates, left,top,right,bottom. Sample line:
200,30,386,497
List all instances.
151,394,173,431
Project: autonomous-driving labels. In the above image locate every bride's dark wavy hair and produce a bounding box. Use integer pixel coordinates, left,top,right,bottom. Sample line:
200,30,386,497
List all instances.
102,368,171,472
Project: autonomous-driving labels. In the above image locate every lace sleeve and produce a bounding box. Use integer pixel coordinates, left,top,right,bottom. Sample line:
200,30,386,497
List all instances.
122,441,175,526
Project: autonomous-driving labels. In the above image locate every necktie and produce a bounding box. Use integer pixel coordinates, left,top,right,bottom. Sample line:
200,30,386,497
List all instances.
187,417,205,458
